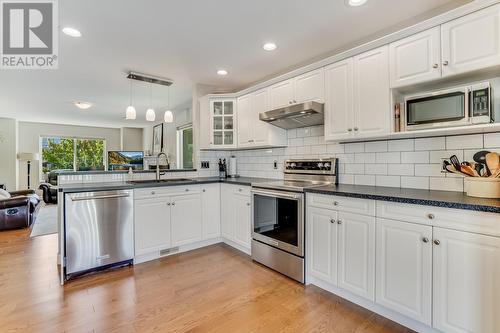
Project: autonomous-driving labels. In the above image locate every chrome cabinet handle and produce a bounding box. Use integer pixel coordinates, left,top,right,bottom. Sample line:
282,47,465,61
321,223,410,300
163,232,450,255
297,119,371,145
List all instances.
330,219,335,224
337,219,342,225
202,189,206,192
354,127,359,131
289,101,293,104
422,237,429,243
293,100,297,103
333,201,339,206
443,60,449,66
167,202,171,206
433,239,440,245
151,191,156,195
71,193,130,201
427,213,435,220
239,188,242,192
247,202,250,206
185,188,189,192
432,63,439,69
347,128,352,132
171,202,176,206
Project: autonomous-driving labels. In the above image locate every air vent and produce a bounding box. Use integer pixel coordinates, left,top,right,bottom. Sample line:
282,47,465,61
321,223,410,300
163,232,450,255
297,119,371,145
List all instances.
160,247,179,256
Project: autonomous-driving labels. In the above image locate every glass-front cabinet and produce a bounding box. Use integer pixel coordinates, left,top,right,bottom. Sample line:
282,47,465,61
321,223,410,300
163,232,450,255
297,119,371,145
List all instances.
210,98,236,148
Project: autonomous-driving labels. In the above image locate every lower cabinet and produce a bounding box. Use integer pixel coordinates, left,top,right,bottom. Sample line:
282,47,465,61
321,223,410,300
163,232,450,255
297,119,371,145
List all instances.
221,184,252,251
201,184,221,239
375,218,432,325
170,193,202,247
134,196,171,256
433,227,500,333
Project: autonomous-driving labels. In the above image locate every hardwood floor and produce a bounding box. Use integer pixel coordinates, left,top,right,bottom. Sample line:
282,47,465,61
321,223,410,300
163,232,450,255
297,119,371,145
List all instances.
0,229,413,333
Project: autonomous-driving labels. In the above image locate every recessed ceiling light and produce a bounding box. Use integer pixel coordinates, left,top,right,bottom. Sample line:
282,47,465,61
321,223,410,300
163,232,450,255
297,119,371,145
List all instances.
263,42,277,51
62,27,82,37
73,101,92,110
346,0,367,7
217,69,228,76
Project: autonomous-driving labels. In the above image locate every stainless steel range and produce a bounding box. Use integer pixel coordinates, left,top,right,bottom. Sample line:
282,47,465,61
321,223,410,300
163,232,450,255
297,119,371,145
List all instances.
251,158,338,283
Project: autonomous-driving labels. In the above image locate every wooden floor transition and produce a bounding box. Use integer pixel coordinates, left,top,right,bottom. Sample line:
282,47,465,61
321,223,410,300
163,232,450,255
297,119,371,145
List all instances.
0,229,414,333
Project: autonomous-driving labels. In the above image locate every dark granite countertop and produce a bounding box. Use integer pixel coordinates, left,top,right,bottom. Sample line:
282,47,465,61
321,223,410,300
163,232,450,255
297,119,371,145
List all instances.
56,169,196,175
58,177,275,193
305,184,500,214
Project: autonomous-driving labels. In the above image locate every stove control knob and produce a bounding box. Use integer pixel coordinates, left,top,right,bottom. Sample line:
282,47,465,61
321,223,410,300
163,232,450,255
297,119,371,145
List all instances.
324,163,330,169
317,163,324,168
290,163,296,168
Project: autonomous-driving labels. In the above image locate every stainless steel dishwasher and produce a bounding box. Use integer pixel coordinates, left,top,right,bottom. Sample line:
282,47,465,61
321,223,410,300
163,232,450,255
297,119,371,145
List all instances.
64,189,134,279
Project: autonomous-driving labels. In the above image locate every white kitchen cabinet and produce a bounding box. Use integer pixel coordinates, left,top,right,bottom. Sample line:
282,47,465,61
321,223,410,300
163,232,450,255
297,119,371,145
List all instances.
221,185,235,239
324,59,355,141
199,95,212,150
376,218,432,325
353,45,391,139
134,197,171,256
307,206,338,285
269,68,324,109
170,193,202,247
201,184,221,240
389,27,442,87
441,3,500,78
433,227,500,333
208,98,237,149
337,211,376,301
237,88,286,149
232,192,252,249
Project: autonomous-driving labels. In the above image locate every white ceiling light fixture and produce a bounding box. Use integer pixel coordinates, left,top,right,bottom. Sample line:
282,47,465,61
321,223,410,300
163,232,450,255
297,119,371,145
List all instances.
263,42,277,51
164,86,174,123
62,27,82,37
146,82,156,122
73,101,92,109
217,69,228,76
125,79,136,120
345,0,368,7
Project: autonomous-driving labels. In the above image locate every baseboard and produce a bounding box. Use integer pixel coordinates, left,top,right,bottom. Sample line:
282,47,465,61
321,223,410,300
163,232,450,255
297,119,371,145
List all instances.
307,276,438,333
221,237,251,255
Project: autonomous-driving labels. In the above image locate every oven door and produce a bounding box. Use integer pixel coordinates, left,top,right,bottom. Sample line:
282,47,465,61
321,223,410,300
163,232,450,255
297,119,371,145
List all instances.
251,188,304,257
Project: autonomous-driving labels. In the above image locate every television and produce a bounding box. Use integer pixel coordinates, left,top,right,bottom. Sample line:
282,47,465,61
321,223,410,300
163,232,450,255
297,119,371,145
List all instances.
108,151,144,171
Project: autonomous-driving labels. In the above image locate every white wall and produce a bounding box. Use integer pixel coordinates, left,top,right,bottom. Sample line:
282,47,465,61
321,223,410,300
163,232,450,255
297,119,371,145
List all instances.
18,121,121,189
0,118,18,191
121,127,143,151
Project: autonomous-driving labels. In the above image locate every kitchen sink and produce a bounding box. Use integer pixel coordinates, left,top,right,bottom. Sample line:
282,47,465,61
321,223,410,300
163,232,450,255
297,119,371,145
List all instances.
128,178,193,184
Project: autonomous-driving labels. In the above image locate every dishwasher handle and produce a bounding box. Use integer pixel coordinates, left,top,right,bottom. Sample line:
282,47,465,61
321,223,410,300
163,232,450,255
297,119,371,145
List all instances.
70,193,130,201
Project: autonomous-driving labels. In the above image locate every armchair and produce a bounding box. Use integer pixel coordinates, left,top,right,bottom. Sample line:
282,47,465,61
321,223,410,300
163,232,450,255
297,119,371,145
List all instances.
0,190,41,231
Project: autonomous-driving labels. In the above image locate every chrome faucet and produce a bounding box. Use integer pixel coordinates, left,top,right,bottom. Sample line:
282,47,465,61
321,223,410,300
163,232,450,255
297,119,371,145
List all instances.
156,152,168,181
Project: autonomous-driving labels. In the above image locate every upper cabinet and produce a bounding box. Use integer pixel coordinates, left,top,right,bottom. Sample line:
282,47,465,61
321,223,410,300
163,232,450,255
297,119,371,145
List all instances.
325,46,390,141
269,68,325,109
237,89,286,149
441,3,500,77
200,98,237,150
389,27,442,88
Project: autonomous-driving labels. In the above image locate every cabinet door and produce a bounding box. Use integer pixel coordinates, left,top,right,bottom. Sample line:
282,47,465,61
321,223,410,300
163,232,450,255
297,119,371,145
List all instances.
337,211,375,301
134,198,171,256
389,27,441,88
233,193,251,249
252,88,272,146
324,59,355,141
211,99,236,148
294,68,325,104
237,94,253,147
269,79,294,109
201,184,221,239
441,4,500,77
376,218,432,325
433,227,500,333
307,207,338,285
220,185,234,240
170,193,202,247
353,46,391,139
199,96,212,149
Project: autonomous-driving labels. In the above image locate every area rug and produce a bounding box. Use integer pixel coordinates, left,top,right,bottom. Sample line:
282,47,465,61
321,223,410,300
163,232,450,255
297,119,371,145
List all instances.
30,204,58,237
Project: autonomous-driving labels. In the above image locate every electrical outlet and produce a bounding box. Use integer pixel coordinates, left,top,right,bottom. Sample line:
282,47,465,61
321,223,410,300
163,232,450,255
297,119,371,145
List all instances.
201,161,210,169
273,160,278,169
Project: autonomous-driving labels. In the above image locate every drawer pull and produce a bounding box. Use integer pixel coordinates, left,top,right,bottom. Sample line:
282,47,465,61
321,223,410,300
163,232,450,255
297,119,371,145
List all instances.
167,202,171,206
239,188,242,192
422,237,429,243
172,202,176,206
333,201,339,206
202,189,206,192
433,239,441,246
330,218,335,224
427,213,435,220
337,219,342,225
432,63,439,69
246,202,250,206
185,188,189,192
151,191,156,195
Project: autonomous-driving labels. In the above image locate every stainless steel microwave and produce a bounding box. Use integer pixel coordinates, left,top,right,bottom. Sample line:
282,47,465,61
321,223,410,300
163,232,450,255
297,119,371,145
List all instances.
404,82,492,131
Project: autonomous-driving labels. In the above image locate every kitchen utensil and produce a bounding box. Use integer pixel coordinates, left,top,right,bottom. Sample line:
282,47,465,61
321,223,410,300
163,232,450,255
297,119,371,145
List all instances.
460,164,476,177
473,150,491,176
485,152,499,177
450,155,461,171
443,161,465,176
464,177,500,198
474,163,484,177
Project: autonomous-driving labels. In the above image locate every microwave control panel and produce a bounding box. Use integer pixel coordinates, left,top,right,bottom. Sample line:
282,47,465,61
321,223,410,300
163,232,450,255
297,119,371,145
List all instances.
470,82,491,124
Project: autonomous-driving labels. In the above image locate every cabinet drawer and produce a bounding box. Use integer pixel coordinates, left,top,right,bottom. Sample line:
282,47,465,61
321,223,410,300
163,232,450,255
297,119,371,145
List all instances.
377,201,500,237
307,193,375,216
223,184,251,196
135,185,201,200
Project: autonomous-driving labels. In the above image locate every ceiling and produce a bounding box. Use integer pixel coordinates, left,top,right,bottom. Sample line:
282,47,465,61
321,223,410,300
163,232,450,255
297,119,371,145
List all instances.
0,0,471,128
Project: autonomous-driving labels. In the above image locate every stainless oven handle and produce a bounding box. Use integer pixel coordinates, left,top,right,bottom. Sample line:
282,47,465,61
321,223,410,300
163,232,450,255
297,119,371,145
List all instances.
251,189,300,200
71,193,130,201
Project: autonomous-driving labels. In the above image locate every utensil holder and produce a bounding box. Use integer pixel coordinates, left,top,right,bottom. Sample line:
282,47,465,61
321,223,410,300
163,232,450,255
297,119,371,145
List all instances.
464,177,500,198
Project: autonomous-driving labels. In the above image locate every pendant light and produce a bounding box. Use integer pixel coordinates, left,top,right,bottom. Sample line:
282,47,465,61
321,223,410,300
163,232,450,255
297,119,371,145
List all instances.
146,82,155,122
164,85,174,123
125,79,136,120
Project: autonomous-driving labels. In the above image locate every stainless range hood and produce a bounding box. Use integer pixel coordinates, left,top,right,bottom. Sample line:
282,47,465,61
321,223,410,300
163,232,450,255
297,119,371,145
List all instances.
259,101,324,129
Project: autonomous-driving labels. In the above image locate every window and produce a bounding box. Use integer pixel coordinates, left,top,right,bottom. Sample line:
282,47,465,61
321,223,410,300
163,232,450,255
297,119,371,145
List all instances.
41,137,106,175
176,125,193,169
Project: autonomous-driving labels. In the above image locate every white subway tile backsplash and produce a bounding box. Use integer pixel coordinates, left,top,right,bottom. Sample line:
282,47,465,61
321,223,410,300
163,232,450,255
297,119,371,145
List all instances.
446,134,483,149
376,152,400,163
387,164,414,176
414,164,443,177
304,136,319,146
310,126,324,137
429,150,463,163
415,137,445,151
296,128,311,138
430,177,464,192
355,175,376,186
345,164,364,174
376,175,400,188
401,176,429,190
339,174,354,185
296,146,311,155
326,143,344,154
365,141,388,152
388,139,414,152
287,129,297,139
365,164,387,175
345,142,365,153
311,145,327,154
484,132,500,148
401,151,429,164
355,153,376,164
289,138,303,146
